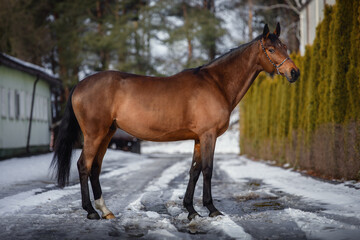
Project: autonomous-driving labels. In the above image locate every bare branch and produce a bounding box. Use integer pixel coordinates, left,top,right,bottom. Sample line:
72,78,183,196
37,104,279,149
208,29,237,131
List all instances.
293,0,302,8
282,21,299,37
255,3,300,15
284,0,300,14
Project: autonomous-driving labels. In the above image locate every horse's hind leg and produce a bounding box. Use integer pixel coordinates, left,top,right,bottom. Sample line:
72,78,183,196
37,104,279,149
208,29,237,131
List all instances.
91,126,116,219
77,135,104,220
183,140,202,220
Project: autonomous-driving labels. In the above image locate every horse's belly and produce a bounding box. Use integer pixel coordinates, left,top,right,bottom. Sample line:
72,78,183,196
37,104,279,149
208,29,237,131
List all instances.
116,121,197,142
126,127,197,142
114,105,197,141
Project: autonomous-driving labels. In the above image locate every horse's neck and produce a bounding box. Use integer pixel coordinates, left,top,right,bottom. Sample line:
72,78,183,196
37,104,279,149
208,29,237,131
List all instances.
205,42,262,111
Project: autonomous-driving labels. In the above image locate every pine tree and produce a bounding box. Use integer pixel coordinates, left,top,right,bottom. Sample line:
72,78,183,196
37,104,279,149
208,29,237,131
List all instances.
160,0,226,70
345,0,360,120
0,0,55,66
317,5,333,126
330,0,353,124
306,25,321,138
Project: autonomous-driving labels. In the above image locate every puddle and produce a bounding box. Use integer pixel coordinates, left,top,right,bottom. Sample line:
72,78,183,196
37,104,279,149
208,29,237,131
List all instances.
124,225,146,238
144,203,169,215
244,178,264,191
252,201,283,210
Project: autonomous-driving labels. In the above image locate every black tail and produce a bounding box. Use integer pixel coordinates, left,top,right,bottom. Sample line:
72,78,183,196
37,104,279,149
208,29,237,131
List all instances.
51,87,81,188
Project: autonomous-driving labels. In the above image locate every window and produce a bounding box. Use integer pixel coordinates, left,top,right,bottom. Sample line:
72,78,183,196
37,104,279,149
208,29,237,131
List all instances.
40,97,44,121
26,92,31,119
34,96,39,120
20,91,26,119
15,90,20,120
45,98,49,122
8,89,15,119
0,88,7,118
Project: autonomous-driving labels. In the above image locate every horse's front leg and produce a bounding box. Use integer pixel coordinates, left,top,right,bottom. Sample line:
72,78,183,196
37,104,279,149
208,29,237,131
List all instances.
184,140,202,220
200,131,223,217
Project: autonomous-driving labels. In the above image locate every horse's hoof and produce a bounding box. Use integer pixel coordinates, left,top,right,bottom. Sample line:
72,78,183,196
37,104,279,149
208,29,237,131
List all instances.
188,212,201,221
209,210,223,217
87,212,100,220
102,213,116,219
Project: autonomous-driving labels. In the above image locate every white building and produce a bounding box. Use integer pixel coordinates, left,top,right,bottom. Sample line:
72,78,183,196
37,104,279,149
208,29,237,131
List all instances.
299,0,336,55
0,53,62,159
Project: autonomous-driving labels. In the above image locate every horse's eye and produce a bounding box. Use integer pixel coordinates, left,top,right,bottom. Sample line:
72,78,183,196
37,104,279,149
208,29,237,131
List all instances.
269,48,275,53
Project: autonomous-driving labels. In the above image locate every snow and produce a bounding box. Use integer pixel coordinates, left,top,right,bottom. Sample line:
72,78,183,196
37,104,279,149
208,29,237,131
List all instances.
2,53,58,78
203,215,252,240
145,158,188,192
121,156,252,239
0,185,78,216
285,208,360,240
0,149,152,216
0,151,79,191
0,149,149,191
218,157,360,220
0,119,359,239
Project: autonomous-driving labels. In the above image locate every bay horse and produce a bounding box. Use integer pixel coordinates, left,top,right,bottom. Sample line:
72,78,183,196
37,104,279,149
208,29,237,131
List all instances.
52,23,300,220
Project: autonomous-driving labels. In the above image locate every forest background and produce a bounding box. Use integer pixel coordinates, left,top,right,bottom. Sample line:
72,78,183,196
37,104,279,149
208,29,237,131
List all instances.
1,0,359,180
0,0,303,93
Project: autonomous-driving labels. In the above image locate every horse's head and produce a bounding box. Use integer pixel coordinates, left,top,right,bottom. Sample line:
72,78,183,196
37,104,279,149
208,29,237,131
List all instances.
258,23,300,83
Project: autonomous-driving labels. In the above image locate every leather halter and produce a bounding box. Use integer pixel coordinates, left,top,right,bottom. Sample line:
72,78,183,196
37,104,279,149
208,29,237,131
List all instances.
260,39,289,75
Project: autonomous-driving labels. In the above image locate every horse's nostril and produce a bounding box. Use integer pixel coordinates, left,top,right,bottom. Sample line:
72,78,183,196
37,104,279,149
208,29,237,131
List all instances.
289,68,299,82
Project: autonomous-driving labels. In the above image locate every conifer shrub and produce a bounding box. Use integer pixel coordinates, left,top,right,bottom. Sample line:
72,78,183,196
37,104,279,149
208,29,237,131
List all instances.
239,0,360,180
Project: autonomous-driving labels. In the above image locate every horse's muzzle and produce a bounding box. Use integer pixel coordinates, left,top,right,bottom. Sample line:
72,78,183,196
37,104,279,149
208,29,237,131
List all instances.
289,68,300,83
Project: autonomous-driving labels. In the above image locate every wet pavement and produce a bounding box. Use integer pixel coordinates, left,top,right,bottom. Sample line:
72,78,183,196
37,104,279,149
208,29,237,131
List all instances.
0,152,359,239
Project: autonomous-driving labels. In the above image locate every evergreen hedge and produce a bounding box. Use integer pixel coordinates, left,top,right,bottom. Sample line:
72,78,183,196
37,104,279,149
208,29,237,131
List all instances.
240,0,360,180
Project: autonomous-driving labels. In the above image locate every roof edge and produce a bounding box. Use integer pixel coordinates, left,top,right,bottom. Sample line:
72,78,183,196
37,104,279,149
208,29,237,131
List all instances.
0,53,62,87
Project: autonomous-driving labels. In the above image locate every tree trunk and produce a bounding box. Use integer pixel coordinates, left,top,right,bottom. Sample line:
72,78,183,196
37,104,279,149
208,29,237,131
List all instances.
248,0,253,41
182,2,193,63
204,0,216,60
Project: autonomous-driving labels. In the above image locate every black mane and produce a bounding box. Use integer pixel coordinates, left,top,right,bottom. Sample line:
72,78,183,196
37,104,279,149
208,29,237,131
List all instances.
197,35,264,71
191,33,280,74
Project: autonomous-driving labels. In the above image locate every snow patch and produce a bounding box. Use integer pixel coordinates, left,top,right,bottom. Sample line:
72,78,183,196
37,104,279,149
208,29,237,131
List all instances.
120,158,190,237
186,215,252,239
146,211,161,219
210,215,252,240
126,194,145,211
2,53,58,78
0,185,78,215
101,159,150,179
286,208,360,240
122,194,178,237
0,149,148,216
219,157,360,220
147,229,179,239
0,151,79,189
146,159,189,192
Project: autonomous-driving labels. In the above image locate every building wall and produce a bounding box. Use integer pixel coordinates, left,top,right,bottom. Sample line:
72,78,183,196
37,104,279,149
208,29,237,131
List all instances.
0,65,51,158
300,0,336,55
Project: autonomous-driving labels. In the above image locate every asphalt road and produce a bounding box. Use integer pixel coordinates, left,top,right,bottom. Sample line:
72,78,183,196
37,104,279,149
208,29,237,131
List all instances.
0,152,359,239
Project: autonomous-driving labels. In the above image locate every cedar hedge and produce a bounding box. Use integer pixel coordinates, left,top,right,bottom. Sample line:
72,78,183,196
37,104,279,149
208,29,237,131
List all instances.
240,0,360,180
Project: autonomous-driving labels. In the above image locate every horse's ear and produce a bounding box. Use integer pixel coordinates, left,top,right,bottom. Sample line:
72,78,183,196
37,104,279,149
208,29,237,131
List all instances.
263,24,270,40
274,22,281,37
